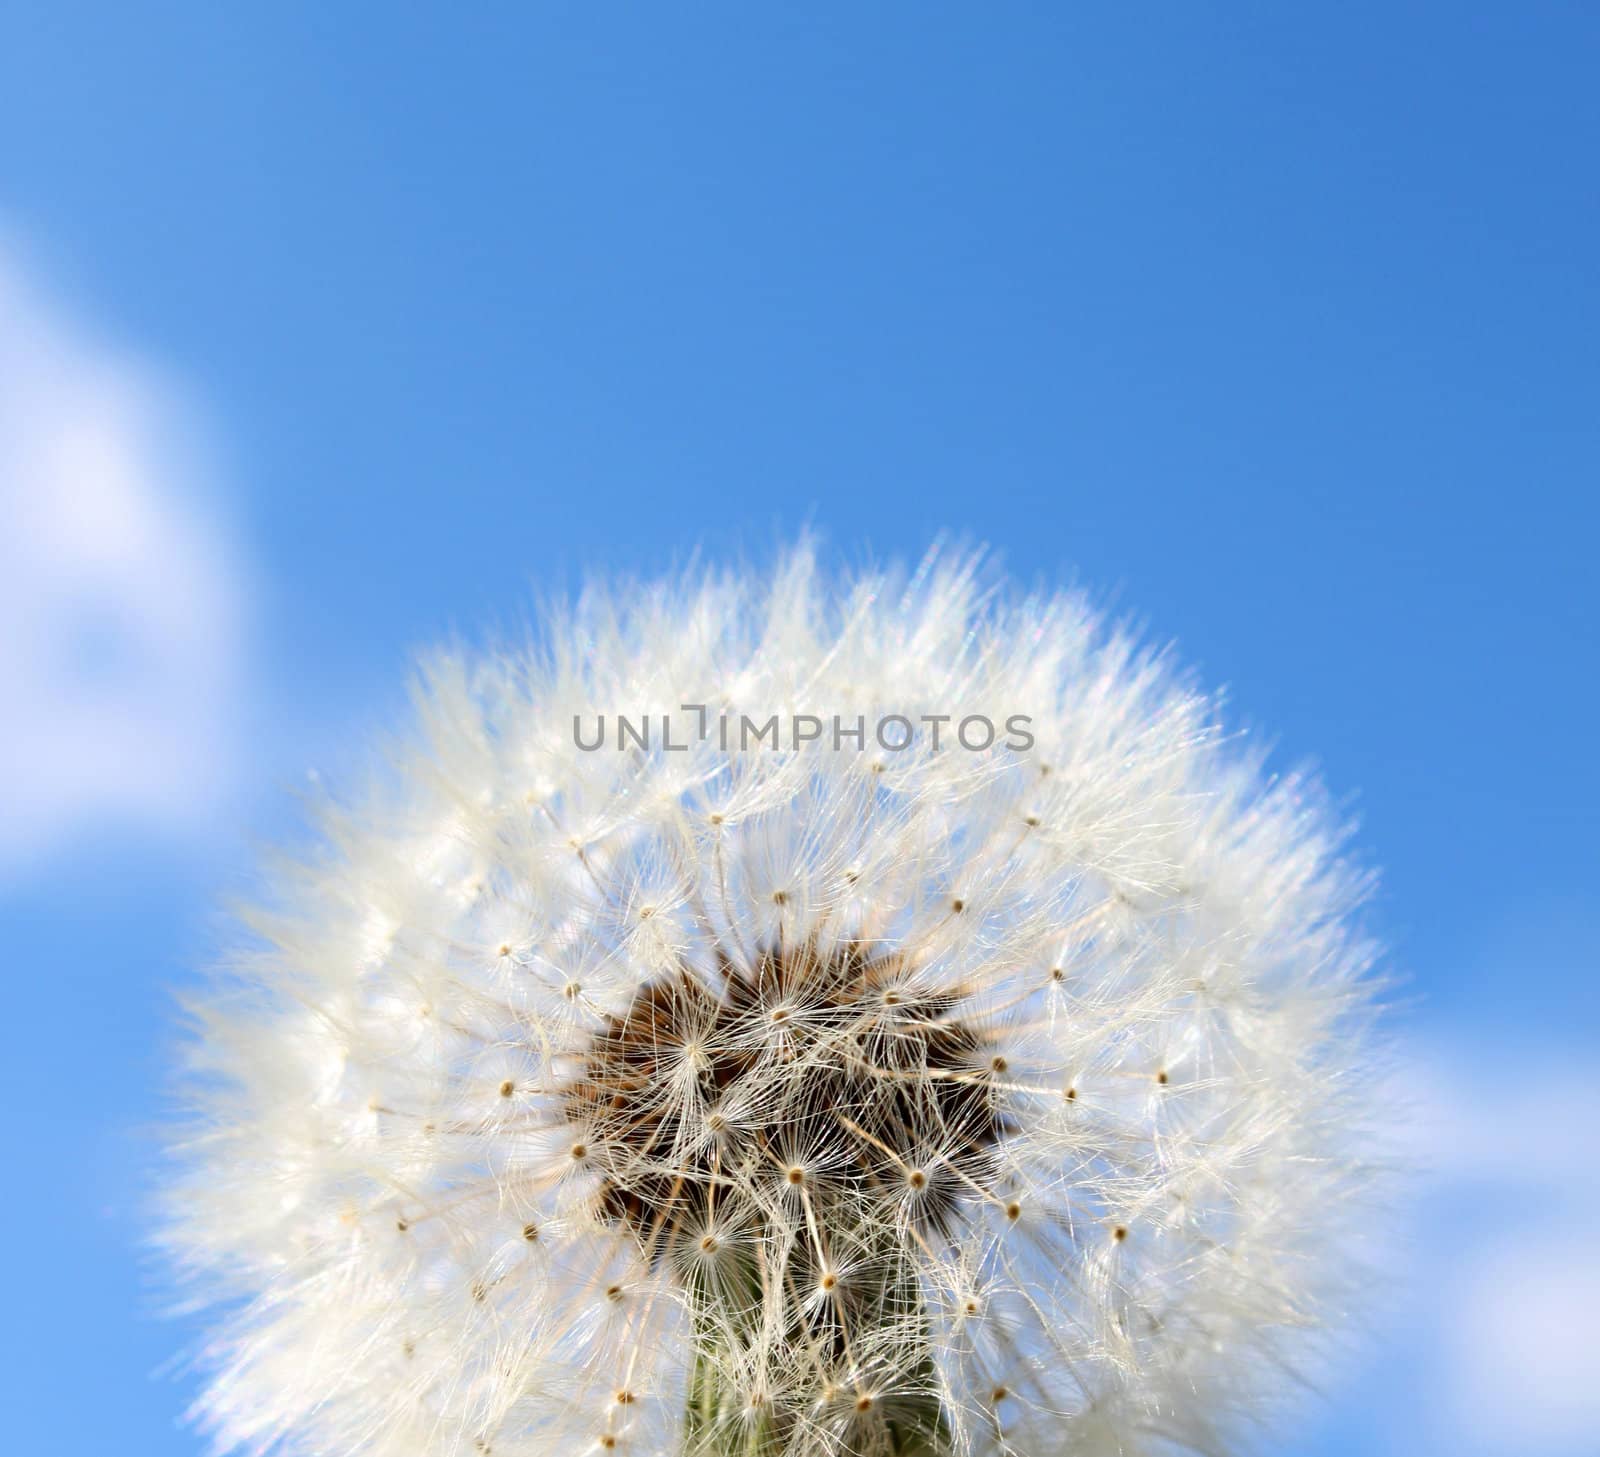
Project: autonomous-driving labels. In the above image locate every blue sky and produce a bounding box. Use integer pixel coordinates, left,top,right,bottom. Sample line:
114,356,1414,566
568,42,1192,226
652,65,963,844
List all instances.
1,5,1596,1453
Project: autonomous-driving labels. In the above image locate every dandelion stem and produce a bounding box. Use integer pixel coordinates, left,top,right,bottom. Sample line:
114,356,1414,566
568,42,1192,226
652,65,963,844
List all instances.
682,1221,950,1456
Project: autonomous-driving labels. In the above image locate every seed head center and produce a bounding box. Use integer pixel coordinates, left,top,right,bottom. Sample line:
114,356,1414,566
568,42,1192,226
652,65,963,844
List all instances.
563,942,1005,1251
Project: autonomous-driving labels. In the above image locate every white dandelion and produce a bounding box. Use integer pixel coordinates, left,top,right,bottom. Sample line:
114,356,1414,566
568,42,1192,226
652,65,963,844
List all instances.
164,544,1385,1457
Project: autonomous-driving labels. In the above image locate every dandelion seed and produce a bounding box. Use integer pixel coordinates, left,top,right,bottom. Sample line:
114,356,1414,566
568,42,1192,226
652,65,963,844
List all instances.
162,545,1385,1457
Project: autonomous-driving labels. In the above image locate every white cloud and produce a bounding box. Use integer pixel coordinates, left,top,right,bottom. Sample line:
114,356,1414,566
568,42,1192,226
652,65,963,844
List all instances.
1393,1037,1600,1454
1443,1231,1600,1448
1394,1049,1600,1193
0,240,248,874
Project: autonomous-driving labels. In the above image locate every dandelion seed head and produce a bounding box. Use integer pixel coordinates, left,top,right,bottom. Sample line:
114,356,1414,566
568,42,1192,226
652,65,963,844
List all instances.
163,545,1384,1456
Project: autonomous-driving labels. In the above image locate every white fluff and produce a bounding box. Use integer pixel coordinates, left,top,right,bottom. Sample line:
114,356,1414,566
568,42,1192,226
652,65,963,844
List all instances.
163,545,1384,1456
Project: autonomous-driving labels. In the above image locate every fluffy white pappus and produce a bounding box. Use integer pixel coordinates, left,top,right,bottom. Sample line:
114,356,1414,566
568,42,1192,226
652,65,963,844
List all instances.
162,545,1385,1457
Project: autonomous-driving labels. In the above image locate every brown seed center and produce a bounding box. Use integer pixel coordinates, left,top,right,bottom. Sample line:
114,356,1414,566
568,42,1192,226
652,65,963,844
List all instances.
563,941,1006,1253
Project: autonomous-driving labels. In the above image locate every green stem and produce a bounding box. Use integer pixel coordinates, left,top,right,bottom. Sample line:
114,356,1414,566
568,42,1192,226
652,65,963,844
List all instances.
682,1226,950,1457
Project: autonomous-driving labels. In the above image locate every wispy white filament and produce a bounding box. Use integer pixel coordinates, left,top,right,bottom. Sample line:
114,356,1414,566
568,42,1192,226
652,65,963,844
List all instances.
164,546,1384,1456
